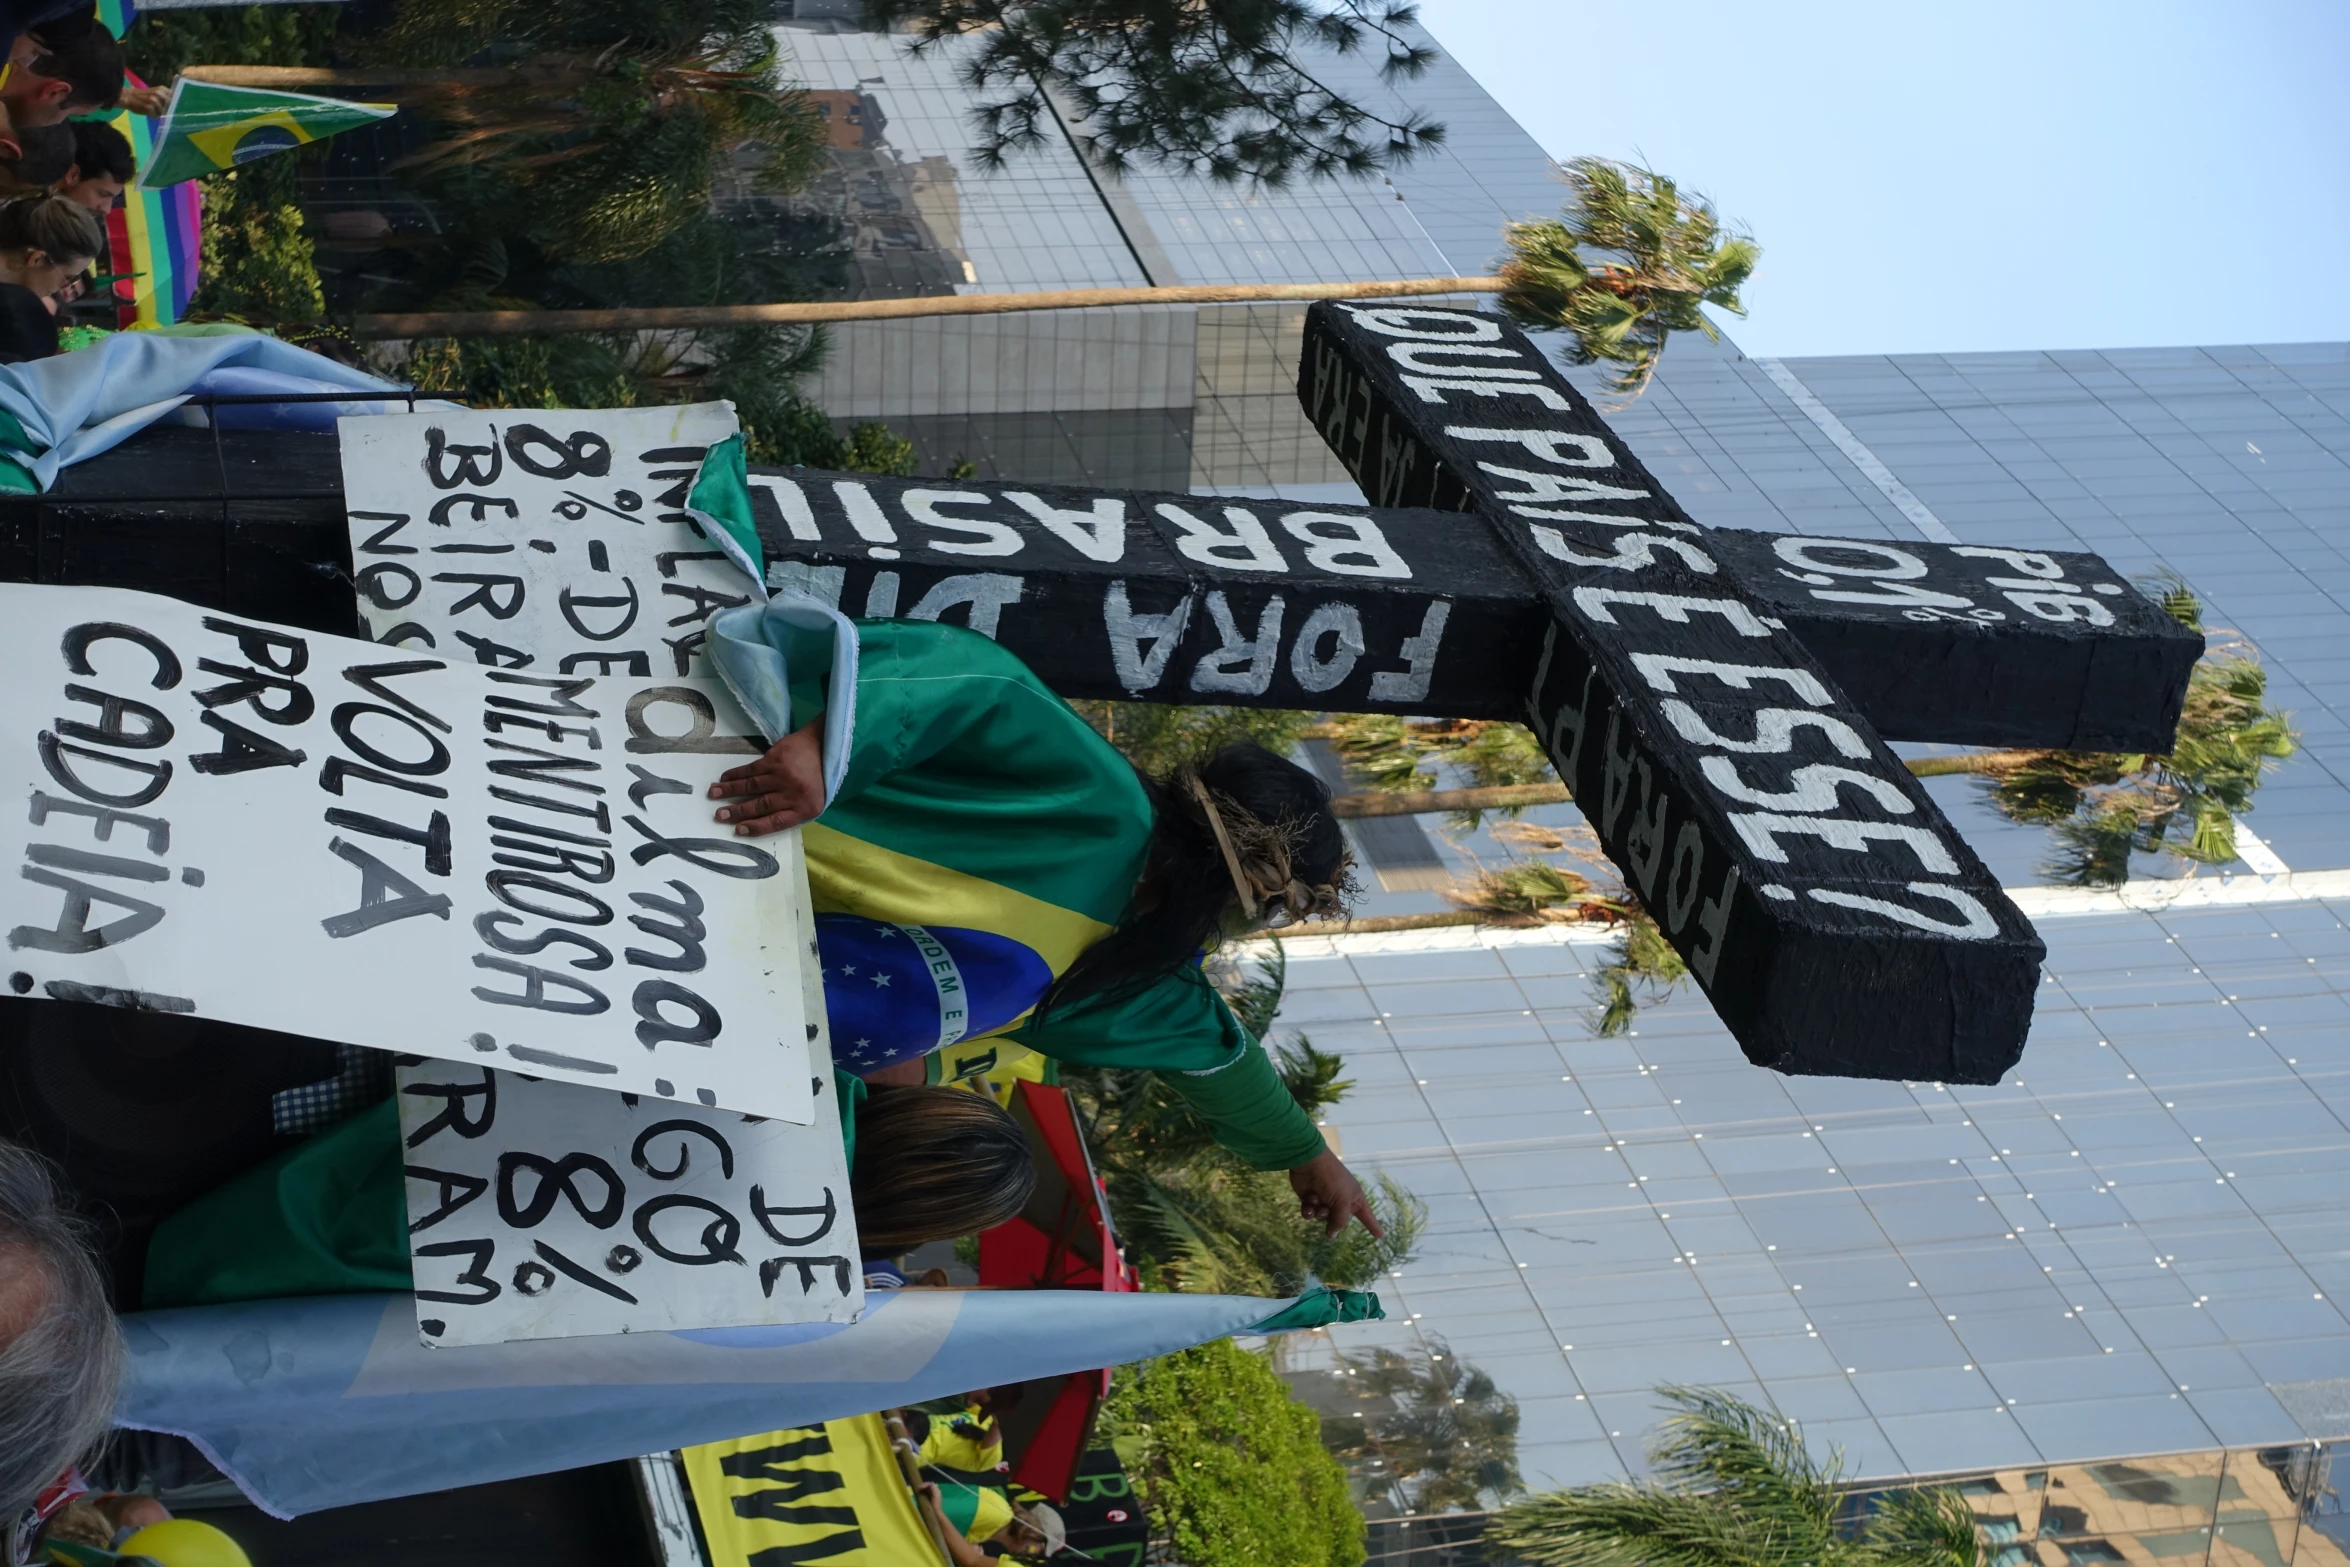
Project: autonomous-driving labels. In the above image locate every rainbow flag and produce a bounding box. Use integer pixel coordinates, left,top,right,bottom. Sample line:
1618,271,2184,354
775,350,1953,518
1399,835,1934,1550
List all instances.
82,2,201,327
95,74,203,327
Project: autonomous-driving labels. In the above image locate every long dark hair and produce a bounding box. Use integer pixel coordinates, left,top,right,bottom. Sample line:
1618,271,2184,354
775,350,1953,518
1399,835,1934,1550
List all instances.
1040,742,1347,1018
851,1085,1035,1254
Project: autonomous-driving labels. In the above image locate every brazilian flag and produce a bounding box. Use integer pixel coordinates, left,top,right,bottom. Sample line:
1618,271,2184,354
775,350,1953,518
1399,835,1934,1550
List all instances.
138,79,395,189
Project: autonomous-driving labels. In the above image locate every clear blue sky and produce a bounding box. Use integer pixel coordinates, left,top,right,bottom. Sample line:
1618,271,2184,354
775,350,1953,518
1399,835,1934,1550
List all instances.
1417,0,2350,357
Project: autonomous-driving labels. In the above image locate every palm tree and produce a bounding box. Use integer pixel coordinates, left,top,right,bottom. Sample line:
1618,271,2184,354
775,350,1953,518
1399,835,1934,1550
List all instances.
1321,1339,1522,1517
1907,586,2297,886
1497,158,1761,397
1136,1158,1424,1297
1588,909,1687,1038
1322,715,1558,830
1488,1387,1984,1567
1056,944,1426,1294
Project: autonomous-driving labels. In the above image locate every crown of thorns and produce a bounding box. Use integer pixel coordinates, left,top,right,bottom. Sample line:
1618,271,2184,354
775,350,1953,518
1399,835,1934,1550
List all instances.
1183,772,1358,928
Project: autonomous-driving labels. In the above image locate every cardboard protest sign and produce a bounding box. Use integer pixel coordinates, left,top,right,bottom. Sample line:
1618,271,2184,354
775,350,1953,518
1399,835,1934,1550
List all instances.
397,819,857,1344
396,1061,860,1346
1,584,816,1122
338,404,754,678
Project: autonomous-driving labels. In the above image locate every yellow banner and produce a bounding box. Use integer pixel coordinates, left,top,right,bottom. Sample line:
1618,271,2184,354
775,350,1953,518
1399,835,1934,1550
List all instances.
685,1416,943,1567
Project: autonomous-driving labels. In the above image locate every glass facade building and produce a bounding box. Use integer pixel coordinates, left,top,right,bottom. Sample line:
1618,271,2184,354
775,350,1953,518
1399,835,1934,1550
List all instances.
774,9,2350,1543
1270,327,2350,1516
765,15,1561,489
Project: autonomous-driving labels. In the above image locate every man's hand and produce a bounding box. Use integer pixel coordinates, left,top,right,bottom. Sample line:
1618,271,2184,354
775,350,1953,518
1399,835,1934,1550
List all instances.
116,84,170,116
708,719,824,836
1289,1148,1382,1239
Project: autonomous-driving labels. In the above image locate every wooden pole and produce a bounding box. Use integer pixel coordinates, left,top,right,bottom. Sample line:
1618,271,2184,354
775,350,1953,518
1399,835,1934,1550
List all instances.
179,64,525,88
351,276,1506,340
1330,782,1571,818
883,1411,957,1566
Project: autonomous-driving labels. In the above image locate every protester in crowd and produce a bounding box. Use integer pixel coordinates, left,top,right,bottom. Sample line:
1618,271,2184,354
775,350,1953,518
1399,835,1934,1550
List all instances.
705,614,1382,1239
2,121,67,190
0,193,96,359
1,22,122,128
915,1389,1009,1474
137,1072,1037,1306
0,1142,126,1563
915,1482,1065,1564
56,118,129,211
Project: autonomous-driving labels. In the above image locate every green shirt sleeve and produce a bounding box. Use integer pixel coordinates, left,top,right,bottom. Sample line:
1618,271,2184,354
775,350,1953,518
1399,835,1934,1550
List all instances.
1005,969,1328,1172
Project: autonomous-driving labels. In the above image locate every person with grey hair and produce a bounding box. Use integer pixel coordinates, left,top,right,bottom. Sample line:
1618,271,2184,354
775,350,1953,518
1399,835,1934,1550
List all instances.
0,1140,125,1561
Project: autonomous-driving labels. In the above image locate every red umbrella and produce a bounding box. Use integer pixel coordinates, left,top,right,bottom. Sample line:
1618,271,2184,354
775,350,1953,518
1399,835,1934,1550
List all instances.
975,1080,1136,1499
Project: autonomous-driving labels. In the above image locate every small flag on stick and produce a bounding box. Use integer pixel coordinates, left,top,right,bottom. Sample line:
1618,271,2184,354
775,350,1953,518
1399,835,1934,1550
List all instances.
138,78,394,189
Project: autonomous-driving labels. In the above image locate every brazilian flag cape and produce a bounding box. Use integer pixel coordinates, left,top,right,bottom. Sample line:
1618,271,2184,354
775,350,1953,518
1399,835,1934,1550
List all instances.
734,609,1323,1173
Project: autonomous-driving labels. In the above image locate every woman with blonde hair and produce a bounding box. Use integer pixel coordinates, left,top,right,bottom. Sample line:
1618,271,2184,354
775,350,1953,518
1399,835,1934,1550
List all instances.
0,194,95,298
0,193,95,360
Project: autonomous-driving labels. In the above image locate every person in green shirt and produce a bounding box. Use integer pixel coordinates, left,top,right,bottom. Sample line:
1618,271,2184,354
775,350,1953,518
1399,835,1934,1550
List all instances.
140,1070,1034,1308
704,611,1382,1242
914,1480,1064,1563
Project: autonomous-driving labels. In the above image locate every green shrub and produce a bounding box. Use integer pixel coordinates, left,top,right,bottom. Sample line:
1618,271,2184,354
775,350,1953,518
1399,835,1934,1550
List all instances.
1100,1338,1364,1567
190,161,325,325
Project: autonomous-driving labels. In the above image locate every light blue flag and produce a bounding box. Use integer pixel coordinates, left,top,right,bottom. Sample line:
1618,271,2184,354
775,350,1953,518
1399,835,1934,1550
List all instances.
117,1285,1380,1518
0,332,448,491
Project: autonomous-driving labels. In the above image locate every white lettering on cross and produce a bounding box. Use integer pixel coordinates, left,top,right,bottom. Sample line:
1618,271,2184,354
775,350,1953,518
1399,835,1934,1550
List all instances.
1368,601,1450,704
902,491,1020,557
1005,492,1127,562
1278,512,1409,578
830,482,895,545
1809,883,1998,938
1289,603,1365,693
1730,814,1959,875
1401,377,1573,410
1700,758,1915,815
1190,592,1284,695
1385,343,1540,378
1519,509,1691,529
1532,531,1714,574
1444,428,1613,468
907,574,1024,638
1479,465,1649,505
1952,546,2064,578
1571,589,1770,635
1630,655,1832,705
2006,593,2115,626
1772,537,1927,581
759,478,819,542
1660,702,1871,758
1103,583,1193,694
1154,503,1287,572
1340,306,1502,341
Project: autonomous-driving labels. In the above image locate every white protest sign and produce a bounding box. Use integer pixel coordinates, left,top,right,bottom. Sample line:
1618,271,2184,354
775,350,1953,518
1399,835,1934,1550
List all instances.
399,783,856,1346
337,403,755,679
0,584,815,1122
397,1060,860,1346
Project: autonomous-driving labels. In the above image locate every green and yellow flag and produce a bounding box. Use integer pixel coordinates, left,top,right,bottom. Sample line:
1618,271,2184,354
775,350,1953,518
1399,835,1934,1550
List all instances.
139,79,395,189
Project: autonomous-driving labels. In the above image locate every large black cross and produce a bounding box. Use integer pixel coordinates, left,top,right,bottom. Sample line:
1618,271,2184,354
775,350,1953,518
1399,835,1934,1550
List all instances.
0,318,2201,1086
741,305,2201,1086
